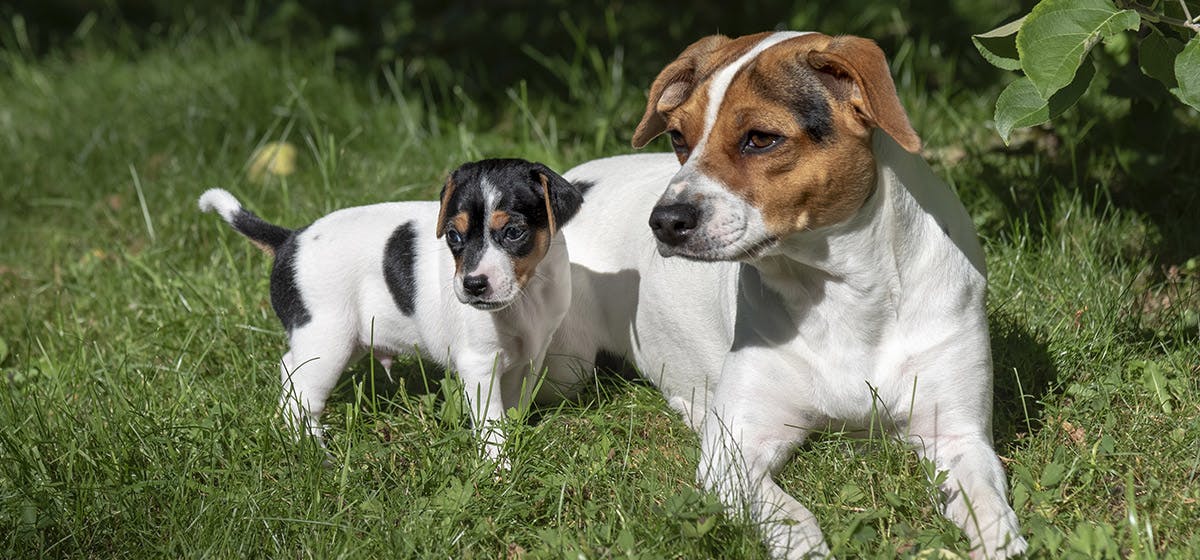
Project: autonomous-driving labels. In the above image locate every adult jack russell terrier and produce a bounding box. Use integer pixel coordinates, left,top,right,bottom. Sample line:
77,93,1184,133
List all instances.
200,159,583,460
548,32,1026,557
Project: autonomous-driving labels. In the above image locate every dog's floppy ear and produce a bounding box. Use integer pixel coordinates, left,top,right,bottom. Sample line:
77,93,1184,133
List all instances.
434,174,456,239
531,164,583,237
806,35,921,154
632,34,730,148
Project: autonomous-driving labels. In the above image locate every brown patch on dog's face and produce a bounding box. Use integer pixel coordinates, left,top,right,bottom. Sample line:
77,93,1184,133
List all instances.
510,229,550,287
489,210,510,231
650,33,921,240
697,34,877,235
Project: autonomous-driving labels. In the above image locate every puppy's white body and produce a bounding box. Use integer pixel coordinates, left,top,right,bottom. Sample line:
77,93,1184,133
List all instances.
202,192,572,458
290,203,570,428
550,30,1024,558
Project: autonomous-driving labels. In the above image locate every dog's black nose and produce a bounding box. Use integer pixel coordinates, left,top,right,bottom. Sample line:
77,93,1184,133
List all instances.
463,274,489,296
649,203,699,246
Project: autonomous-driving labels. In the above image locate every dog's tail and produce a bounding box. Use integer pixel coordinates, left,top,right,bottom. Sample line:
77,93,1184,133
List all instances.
198,188,293,255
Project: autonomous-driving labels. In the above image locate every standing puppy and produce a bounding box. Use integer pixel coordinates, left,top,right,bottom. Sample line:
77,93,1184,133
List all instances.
550,32,1025,558
199,159,582,460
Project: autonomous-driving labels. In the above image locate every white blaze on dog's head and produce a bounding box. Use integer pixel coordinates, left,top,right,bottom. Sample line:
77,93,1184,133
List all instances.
636,32,922,261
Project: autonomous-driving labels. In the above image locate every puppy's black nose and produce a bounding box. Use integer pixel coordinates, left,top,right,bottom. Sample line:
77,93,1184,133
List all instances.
463,274,489,297
649,203,699,246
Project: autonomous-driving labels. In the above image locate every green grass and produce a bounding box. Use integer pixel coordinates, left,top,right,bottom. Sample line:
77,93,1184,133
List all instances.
2,9,1199,559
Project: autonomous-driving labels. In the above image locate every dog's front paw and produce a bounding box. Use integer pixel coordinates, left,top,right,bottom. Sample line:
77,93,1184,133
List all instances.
979,535,1027,559
480,439,511,475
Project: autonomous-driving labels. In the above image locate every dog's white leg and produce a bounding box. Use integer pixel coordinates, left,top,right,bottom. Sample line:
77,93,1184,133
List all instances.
907,427,1027,559
699,374,829,560
278,335,356,445
700,417,827,559
455,355,511,465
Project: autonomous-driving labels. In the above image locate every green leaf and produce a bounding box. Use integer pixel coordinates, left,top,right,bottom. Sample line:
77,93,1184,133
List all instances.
1016,0,1140,98
973,16,1026,71
1137,360,1175,414
1172,37,1200,111
1040,462,1066,488
1140,31,1184,89
1164,1,1200,23
994,57,1096,143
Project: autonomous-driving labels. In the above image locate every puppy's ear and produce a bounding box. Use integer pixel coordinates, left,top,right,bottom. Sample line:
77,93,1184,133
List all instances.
531,164,583,237
632,34,730,148
434,174,456,239
806,35,921,154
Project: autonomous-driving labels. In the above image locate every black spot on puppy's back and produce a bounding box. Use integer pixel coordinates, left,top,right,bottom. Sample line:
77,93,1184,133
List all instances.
383,221,418,315
270,229,312,331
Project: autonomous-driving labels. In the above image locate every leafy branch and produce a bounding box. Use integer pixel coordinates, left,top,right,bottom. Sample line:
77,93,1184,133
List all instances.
974,0,1200,143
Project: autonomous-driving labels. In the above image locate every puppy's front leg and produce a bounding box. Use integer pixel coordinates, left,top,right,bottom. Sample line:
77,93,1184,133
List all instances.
455,356,510,464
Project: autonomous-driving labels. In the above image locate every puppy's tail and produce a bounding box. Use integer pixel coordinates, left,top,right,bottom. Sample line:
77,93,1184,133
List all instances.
198,188,293,255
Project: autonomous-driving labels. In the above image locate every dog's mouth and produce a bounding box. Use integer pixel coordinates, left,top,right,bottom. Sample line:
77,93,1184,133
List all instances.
462,297,516,312
468,300,505,311
661,233,779,263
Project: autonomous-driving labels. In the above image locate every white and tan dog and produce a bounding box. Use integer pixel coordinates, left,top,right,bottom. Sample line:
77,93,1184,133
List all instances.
547,32,1026,558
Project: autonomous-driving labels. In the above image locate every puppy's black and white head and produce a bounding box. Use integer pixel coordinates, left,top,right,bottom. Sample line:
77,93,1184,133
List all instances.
436,159,582,311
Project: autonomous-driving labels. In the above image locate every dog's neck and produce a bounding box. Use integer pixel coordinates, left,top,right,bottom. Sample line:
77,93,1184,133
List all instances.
755,148,895,307
748,133,984,327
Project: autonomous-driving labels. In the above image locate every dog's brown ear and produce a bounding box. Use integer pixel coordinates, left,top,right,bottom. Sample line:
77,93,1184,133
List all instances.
806,36,921,154
533,164,583,238
632,34,731,148
538,173,557,237
434,175,455,239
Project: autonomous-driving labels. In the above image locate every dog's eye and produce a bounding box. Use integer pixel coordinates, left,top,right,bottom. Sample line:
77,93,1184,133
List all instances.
446,229,464,245
742,131,782,154
667,130,688,152
502,224,527,242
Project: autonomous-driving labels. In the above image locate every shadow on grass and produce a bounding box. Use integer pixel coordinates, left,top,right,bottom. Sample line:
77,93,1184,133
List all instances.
976,99,1200,268
989,310,1058,450
324,349,650,429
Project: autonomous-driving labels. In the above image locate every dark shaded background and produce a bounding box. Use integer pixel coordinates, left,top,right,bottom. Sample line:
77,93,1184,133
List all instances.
1,0,1038,102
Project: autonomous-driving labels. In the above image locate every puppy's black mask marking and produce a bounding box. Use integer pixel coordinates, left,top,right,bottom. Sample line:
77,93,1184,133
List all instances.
439,159,583,278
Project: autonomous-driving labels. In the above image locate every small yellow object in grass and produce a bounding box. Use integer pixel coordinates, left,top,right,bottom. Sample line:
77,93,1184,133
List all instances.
248,141,298,181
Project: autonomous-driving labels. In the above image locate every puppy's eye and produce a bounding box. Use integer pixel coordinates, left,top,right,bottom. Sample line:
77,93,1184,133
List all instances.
446,229,464,245
741,131,782,154
502,224,527,242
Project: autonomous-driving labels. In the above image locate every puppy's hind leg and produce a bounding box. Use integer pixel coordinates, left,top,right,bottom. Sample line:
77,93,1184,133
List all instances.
279,329,357,445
